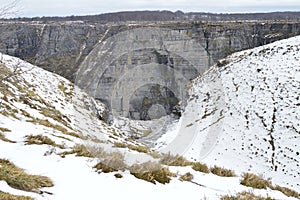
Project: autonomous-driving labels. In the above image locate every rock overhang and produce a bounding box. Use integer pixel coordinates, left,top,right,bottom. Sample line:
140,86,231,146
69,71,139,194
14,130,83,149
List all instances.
76,27,209,120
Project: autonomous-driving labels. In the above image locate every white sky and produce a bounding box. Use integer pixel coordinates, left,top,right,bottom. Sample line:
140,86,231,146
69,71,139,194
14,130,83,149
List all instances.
1,0,300,17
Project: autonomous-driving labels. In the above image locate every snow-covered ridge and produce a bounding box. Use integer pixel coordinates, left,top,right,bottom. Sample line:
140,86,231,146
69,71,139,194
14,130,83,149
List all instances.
0,53,152,199
160,35,300,193
0,53,117,143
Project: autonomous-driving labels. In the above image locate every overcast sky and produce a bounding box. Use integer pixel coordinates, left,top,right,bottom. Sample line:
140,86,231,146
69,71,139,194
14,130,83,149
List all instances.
1,0,300,17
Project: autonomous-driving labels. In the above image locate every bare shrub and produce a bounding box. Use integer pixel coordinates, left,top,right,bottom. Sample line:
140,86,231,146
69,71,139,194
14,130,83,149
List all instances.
130,161,176,184
210,165,236,177
192,162,210,173
221,191,274,200
160,152,192,166
179,172,194,182
240,173,272,189
94,151,127,173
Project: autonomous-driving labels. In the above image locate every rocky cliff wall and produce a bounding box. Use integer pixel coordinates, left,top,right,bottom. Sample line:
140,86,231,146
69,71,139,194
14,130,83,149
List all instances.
1,20,300,119
0,22,107,81
76,27,209,119
1,21,300,81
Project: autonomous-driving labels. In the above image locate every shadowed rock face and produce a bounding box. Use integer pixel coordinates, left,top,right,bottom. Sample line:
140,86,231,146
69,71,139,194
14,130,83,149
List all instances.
129,84,179,120
75,27,208,119
1,20,300,119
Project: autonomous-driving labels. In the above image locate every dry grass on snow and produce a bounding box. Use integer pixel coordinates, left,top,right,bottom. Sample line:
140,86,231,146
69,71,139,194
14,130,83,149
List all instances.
0,191,34,200
240,173,300,198
0,159,53,193
221,191,274,200
25,134,64,149
130,161,176,184
160,153,193,166
210,165,236,177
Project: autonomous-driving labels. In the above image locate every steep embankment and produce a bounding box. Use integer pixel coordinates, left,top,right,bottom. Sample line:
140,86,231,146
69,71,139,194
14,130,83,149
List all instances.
158,35,300,192
0,53,152,199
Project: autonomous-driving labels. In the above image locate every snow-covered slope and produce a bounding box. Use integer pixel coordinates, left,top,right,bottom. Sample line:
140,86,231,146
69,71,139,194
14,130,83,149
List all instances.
0,53,156,199
158,35,300,193
0,36,299,200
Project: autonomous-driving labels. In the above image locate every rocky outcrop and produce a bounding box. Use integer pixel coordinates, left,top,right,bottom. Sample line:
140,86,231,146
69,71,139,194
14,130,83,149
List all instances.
75,21,300,119
75,27,209,119
0,22,107,81
0,21,300,81
1,20,300,119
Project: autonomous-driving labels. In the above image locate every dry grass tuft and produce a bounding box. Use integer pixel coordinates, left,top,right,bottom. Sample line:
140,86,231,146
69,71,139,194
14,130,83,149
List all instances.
39,107,71,129
240,173,272,189
221,191,274,200
130,161,176,184
25,135,64,148
59,144,94,158
26,118,80,138
94,151,127,173
0,159,53,193
51,134,72,141
114,173,123,178
114,141,159,156
94,162,117,173
179,172,194,182
210,165,236,177
147,151,162,159
0,133,16,143
0,191,34,200
87,145,111,158
240,173,299,197
0,127,11,132
58,81,74,98
273,185,300,198
113,142,127,148
127,144,149,153
160,153,193,166
192,162,210,173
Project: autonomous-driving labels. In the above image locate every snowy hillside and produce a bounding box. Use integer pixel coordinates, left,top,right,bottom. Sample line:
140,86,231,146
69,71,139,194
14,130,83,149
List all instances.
0,36,299,200
157,35,300,194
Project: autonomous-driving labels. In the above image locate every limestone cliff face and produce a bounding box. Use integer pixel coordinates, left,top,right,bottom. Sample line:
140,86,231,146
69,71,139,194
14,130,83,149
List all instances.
1,20,300,119
75,21,300,119
76,27,209,119
1,21,300,81
0,22,107,81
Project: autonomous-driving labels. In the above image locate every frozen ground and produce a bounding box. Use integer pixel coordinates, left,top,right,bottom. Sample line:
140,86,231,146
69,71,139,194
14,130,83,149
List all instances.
155,35,300,192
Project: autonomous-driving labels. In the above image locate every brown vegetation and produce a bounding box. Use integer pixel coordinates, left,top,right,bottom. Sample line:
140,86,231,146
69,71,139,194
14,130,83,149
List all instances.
0,159,53,193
